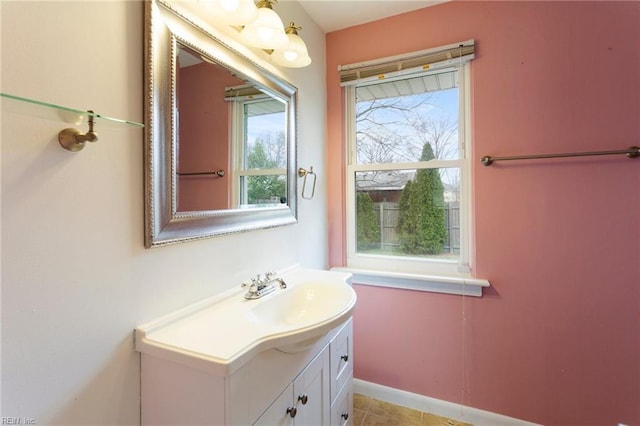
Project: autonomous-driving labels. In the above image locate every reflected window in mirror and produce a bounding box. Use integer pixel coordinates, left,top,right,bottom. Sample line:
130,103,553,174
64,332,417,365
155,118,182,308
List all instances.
231,97,287,208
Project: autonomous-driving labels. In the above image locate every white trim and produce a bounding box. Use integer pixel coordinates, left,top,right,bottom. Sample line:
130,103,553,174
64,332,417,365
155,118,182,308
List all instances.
331,267,489,297
344,84,357,260
351,159,462,172
230,101,242,207
459,63,473,269
236,168,286,176
354,379,542,426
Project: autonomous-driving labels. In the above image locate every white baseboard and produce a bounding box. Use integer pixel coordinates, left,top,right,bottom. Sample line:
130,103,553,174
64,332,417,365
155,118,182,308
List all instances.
354,379,541,426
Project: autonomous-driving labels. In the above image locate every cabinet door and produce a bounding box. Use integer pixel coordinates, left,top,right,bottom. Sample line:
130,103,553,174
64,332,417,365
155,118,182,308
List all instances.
331,378,353,426
330,319,353,404
253,348,331,426
293,347,331,426
253,383,295,426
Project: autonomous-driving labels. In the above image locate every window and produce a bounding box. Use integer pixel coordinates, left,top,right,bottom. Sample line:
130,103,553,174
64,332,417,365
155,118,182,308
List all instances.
232,96,288,207
343,43,474,279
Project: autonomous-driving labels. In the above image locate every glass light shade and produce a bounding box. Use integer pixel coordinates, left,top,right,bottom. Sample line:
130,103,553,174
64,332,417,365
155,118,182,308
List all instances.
240,7,288,49
219,0,240,12
271,32,311,68
200,0,258,26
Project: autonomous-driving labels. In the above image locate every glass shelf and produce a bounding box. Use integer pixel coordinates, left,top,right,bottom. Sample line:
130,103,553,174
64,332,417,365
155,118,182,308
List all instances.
1,92,143,128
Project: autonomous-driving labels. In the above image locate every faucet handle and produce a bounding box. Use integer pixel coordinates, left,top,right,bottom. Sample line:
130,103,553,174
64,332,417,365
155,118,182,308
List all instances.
265,271,274,280
242,278,260,292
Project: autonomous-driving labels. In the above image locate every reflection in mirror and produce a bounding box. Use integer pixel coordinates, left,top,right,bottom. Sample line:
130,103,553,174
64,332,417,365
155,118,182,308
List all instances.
176,44,240,211
144,0,298,247
176,44,289,212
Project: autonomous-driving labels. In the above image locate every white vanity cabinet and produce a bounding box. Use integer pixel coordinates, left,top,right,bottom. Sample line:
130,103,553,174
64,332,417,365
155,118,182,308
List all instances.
252,318,354,426
136,268,357,425
253,347,330,425
140,318,354,425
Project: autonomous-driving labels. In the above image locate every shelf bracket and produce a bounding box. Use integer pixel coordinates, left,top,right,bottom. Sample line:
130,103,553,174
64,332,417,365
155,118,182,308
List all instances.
58,110,99,152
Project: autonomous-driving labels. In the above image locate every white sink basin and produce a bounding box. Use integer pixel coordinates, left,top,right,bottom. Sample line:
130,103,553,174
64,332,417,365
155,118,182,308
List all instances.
247,281,354,328
134,268,356,376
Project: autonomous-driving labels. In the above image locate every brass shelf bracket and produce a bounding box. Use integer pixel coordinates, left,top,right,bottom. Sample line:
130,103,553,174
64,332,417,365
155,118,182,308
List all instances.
58,110,99,152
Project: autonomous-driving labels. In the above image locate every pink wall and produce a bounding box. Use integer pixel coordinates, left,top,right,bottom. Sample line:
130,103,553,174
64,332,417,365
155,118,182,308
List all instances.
178,62,242,211
326,2,640,425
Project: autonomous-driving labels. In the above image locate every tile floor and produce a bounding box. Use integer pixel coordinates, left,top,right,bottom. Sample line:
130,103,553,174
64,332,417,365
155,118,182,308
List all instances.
353,394,472,426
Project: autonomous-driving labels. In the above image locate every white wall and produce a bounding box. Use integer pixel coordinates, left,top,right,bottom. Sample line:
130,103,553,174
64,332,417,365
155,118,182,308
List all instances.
0,1,327,424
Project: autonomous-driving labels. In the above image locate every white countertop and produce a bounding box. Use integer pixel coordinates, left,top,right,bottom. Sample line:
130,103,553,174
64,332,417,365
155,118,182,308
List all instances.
135,268,355,376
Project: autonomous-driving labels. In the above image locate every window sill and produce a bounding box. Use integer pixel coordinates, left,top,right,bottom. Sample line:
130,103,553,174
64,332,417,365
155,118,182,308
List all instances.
330,267,490,297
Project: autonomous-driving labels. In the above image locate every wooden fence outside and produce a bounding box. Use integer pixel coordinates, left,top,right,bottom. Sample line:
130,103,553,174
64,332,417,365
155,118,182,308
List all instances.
373,201,460,253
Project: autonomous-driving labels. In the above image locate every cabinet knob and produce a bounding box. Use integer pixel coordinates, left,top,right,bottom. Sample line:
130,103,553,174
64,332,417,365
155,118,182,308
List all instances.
341,412,349,420
297,394,308,405
287,406,297,418
341,354,349,362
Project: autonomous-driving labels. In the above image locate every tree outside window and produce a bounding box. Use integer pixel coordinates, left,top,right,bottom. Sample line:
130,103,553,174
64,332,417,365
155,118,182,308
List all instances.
246,132,286,204
398,143,447,255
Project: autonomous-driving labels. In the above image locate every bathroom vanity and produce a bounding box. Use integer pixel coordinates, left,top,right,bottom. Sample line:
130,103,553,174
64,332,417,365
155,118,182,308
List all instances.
135,269,356,425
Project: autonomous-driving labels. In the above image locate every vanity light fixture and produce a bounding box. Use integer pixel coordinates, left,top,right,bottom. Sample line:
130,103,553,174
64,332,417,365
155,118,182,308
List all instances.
240,0,288,49
197,0,312,67
200,0,258,26
270,22,311,68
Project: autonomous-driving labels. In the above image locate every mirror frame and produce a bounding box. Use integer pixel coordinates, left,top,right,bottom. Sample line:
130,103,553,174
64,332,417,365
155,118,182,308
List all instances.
144,0,298,248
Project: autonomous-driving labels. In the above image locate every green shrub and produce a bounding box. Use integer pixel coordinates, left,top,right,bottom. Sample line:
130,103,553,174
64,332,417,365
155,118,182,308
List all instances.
356,192,380,251
398,144,447,255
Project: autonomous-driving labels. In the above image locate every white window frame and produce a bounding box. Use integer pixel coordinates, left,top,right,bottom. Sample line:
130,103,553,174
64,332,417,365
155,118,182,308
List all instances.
340,62,488,296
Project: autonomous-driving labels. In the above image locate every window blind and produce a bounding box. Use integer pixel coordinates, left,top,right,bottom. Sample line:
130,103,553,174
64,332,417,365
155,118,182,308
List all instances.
224,84,266,101
339,40,475,86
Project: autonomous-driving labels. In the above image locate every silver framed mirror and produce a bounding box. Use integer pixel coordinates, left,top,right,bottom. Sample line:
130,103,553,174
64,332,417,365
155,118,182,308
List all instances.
144,0,298,248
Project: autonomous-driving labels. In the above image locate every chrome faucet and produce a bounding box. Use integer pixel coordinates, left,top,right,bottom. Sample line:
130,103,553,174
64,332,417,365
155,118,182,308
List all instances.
241,272,287,300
